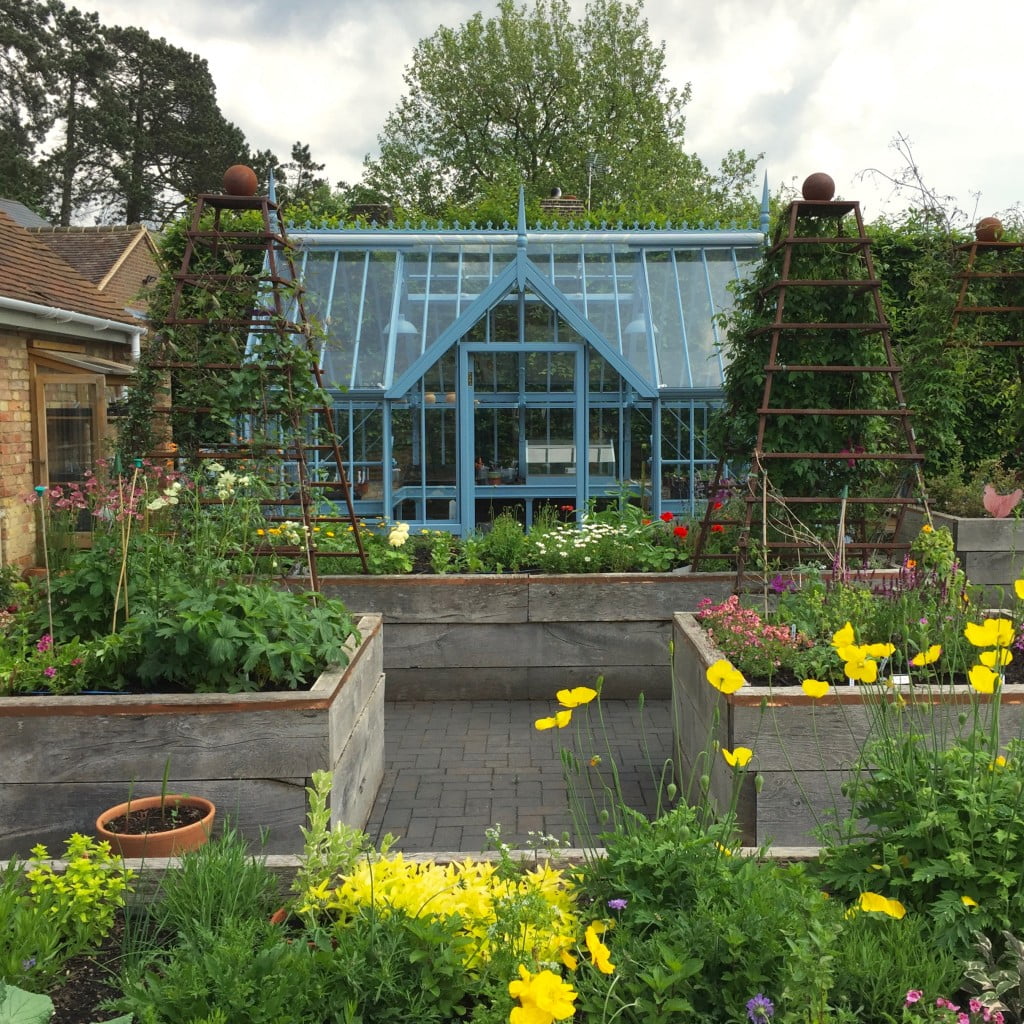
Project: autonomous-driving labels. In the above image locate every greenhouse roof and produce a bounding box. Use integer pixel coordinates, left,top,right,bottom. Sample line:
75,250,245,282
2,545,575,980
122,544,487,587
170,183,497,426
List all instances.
284,190,767,398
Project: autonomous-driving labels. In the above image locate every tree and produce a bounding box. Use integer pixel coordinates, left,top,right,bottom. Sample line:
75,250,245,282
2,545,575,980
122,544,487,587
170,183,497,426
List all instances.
38,2,112,225
0,0,50,210
89,26,248,224
361,0,757,221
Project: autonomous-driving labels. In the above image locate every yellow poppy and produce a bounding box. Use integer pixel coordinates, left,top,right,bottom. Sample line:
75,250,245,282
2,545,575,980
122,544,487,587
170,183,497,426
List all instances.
969,664,998,694
910,645,942,667
965,618,1015,648
1016,579,1024,601
832,622,856,648
858,892,906,919
707,660,746,694
962,895,978,908
981,649,1013,669
801,679,830,699
535,709,573,730
585,922,615,975
556,686,598,708
722,746,753,768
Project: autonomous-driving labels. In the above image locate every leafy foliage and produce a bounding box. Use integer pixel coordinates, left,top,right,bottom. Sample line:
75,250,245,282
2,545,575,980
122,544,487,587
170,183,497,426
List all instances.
362,0,760,224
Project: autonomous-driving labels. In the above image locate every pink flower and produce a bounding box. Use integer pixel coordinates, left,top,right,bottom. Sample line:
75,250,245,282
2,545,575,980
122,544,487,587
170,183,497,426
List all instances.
905,991,923,1006
970,1000,983,1014
44,666,56,678
36,635,53,653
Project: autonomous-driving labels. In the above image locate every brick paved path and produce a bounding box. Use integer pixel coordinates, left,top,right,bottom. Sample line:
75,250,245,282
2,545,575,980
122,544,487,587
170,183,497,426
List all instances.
364,698,674,852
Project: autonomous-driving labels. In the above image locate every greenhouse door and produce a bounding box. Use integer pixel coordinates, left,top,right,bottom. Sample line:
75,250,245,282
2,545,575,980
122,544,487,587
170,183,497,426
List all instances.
459,344,585,530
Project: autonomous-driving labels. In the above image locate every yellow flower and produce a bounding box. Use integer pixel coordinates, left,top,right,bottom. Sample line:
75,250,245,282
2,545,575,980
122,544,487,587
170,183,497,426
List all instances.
722,746,753,768
560,948,578,970
707,660,746,694
910,645,942,667
535,710,573,731
981,649,1013,669
965,618,1015,648
256,528,265,536
991,756,1008,770
969,664,999,694
1016,579,1024,601
921,524,933,533
843,648,879,684
556,686,597,708
858,892,906,919
866,643,896,660
801,679,830,699
508,965,578,1024
962,895,978,908
585,921,615,975
832,622,856,648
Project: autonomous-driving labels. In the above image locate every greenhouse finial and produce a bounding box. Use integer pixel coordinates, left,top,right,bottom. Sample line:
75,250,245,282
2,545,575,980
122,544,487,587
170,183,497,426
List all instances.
517,186,527,247
759,172,770,236
268,167,278,205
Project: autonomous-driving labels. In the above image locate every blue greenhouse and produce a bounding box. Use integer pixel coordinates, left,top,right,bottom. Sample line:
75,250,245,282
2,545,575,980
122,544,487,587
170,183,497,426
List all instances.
277,190,766,535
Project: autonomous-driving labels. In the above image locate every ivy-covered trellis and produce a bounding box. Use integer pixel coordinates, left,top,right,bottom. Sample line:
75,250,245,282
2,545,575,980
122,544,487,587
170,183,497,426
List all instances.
694,195,925,576
119,188,369,581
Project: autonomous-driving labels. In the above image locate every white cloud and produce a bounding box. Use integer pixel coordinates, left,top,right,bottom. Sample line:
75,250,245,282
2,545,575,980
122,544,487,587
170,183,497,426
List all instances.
55,0,1024,220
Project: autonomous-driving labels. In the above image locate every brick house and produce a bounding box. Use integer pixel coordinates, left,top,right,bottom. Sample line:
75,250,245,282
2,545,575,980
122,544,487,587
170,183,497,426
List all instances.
0,209,148,568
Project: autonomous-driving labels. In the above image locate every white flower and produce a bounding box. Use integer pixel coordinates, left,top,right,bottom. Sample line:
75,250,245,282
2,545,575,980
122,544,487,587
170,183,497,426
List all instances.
207,462,225,474
147,496,168,511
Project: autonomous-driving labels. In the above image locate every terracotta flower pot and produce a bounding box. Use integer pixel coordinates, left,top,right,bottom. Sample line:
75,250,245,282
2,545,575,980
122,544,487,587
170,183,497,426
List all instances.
801,172,836,202
222,164,259,197
96,794,216,858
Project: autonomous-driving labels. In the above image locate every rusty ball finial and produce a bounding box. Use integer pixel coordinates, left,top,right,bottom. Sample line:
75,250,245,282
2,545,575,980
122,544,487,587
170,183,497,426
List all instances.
223,164,259,197
975,217,1004,242
801,172,836,202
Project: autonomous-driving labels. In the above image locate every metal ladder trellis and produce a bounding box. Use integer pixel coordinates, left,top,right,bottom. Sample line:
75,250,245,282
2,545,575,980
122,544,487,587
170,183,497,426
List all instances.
692,197,924,585
154,188,369,585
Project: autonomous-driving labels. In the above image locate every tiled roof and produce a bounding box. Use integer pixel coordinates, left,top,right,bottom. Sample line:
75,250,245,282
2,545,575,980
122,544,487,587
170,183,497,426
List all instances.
26,223,156,288
0,198,49,228
0,210,137,324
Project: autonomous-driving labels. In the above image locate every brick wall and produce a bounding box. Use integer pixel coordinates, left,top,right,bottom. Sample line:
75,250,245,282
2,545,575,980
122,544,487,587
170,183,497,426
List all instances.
0,334,34,567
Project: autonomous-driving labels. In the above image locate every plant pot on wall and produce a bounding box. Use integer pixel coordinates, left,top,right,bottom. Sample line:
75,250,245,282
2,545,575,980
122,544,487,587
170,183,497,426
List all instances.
96,794,216,858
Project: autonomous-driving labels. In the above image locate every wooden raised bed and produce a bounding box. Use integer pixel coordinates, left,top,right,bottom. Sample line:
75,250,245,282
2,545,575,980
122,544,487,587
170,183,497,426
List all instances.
672,611,1024,847
897,507,1024,600
322,573,737,700
0,614,384,859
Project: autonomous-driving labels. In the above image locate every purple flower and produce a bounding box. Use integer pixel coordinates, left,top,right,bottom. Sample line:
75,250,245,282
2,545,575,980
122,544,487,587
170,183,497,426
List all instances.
607,898,628,911
769,574,795,594
746,994,774,1023
22,956,36,970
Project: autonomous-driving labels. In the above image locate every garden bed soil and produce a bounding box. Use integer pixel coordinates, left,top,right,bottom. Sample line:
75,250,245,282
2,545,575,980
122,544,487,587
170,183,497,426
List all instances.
47,913,125,1024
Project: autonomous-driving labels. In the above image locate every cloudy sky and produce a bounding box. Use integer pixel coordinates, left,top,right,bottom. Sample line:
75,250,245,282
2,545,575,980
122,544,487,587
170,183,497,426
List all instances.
70,0,1023,223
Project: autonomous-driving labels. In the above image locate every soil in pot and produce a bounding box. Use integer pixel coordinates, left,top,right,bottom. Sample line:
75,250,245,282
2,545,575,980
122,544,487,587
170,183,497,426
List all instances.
102,803,207,835
96,795,216,858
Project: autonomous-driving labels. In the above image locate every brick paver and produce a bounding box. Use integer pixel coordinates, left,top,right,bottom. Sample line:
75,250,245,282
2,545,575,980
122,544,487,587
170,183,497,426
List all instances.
364,698,674,852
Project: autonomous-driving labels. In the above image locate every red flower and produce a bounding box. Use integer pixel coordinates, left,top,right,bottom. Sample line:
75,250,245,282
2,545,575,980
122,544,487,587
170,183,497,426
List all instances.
711,524,725,533
673,525,688,539
712,501,723,510
560,505,574,512
642,518,652,525
659,512,674,522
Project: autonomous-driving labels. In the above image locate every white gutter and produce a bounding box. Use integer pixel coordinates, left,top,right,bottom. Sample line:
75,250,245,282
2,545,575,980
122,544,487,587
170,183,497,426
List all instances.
0,295,145,361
